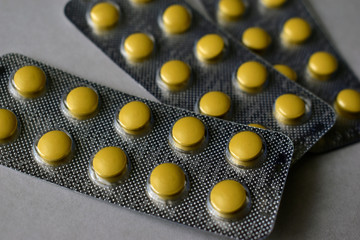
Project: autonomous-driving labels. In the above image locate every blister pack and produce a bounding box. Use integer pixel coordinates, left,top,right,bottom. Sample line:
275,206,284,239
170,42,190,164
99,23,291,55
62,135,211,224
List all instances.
64,0,335,162
199,0,360,152
0,53,294,240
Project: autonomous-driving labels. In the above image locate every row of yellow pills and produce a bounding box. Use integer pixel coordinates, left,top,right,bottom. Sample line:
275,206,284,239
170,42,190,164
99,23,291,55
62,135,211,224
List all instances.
5,67,257,219
90,0,288,33
89,3,192,61
149,163,251,220
217,0,341,83
218,0,309,45
9,61,313,126
0,110,250,219
242,24,338,82
6,65,360,134
88,2,339,87
1,97,260,169
30,120,252,217
219,0,288,21
0,112,250,220
86,3,348,125
87,0,347,108
90,2,191,34
158,59,268,92
197,91,308,125
217,2,360,120
0,114,250,219
9,66,311,126
93,153,250,219
215,2,360,122
88,0,348,123
158,59,269,93
158,54,334,95
88,3,219,63
4,64,358,184
198,88,360,123
6,70,262,164
217,0,310,44
91,148,250,219
224,15,312,50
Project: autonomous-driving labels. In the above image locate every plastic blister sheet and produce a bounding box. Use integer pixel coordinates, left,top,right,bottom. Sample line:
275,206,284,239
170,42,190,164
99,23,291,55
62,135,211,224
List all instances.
0,53,294,240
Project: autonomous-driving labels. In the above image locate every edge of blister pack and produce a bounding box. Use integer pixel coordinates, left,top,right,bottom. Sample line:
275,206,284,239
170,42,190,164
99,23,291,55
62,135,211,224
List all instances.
0,53,294,240
64,0,336,162
199,0,360,153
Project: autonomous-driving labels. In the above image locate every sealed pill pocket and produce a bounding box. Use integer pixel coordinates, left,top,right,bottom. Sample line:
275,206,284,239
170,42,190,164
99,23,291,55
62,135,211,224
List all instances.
65,0,336,162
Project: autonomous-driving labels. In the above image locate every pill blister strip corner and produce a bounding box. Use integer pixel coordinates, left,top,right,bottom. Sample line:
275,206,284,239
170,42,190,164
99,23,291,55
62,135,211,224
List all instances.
64,0,335,162
0,53,294,240
200,0,360,152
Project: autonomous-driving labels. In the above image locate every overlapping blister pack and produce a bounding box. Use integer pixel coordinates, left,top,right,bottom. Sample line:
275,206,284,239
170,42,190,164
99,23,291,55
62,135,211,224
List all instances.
64,0,336,161
0,53,294,240
199,0,360,152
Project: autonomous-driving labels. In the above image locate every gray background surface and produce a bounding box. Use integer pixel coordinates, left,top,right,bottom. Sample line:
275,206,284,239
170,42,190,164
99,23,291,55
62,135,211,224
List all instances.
0,0,359,239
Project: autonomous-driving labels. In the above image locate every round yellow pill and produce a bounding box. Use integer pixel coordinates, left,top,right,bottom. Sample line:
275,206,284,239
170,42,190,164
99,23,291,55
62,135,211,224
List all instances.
162,5,191,34
210,180,247,216
275,94,306,124
261,0,287,8
13,66,46,98
37,130,72,163
118,101,151,134
228,131,263,166
334,89,360,118
248,123,266,129
274,64,297,81
92,146,127,181
242,27,271,51
307,52,338,80
65,87,99,119
150,163,185,199
123,33,154,62
281,17,311,44
236,61,267,93
196,34,225,62
160,60,191,90
171,116,205,151
90,2,119,29
218,0,246,20
0,109,18,141
199,91,231,117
